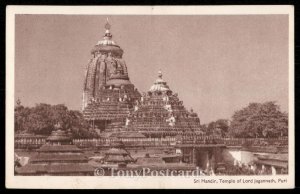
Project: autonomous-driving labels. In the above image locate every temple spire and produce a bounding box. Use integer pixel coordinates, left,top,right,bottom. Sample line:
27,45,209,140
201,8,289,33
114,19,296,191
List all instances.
104,17,112,38
94,17,121,49
158,70,162,79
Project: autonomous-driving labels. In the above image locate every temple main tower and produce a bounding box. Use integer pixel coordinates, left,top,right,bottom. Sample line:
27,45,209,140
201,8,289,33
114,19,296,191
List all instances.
82,19,141,133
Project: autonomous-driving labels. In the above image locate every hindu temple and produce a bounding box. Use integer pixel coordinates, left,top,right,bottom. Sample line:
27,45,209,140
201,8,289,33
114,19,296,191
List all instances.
82,20,202,138
123,71,202,138
82,19,141,134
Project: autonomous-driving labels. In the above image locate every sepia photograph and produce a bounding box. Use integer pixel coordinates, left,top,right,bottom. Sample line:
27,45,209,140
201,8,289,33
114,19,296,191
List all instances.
6,6,294,189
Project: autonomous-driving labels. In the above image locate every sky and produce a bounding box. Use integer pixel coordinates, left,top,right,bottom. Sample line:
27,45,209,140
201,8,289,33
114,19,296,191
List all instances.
15,15,289,124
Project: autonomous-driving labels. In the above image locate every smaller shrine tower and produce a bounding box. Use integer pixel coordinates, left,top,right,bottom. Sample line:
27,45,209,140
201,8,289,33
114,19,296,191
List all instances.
102,138,135,165
123,71,202,138
16,124,95,175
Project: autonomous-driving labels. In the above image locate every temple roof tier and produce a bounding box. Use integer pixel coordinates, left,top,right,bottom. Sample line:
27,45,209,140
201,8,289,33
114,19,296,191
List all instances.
46,129,72,143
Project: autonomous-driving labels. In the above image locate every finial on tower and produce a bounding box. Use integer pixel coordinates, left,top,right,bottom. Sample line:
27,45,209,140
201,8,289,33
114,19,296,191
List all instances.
105,17,111,30
104,17,112,37
158,70,162,78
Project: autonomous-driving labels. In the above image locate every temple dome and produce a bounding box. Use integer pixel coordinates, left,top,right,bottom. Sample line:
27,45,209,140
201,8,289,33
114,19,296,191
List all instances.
149,71,171,92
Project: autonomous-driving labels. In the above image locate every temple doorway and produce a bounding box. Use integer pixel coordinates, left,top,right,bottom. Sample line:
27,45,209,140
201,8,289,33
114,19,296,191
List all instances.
195,149,212,170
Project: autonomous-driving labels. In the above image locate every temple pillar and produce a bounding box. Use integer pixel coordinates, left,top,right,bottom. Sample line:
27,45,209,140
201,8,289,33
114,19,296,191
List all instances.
192,147,196,165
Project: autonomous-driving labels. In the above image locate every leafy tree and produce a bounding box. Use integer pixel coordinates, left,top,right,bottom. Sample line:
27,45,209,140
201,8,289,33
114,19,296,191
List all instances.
15,101,26,133
14,101,98,138
215,119,230,137
229,101,288,138
27,103,54,135
200,124,208,133
206,119,230,137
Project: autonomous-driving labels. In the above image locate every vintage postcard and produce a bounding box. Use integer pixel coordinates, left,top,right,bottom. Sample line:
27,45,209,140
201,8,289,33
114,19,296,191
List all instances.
6,6,294,189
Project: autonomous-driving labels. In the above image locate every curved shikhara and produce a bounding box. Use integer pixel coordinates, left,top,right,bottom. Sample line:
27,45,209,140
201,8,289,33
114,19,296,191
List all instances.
82,52,130,109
